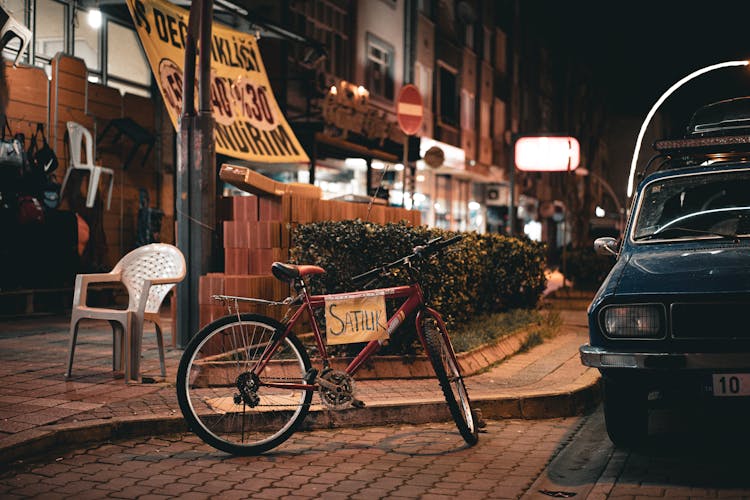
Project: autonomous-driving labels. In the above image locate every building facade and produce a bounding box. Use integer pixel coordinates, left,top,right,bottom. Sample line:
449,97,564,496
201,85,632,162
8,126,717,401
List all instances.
0,0,607,278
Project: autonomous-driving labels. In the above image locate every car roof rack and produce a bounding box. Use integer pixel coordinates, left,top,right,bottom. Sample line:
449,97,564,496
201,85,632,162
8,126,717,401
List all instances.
654,134,750,155
636,135,750,180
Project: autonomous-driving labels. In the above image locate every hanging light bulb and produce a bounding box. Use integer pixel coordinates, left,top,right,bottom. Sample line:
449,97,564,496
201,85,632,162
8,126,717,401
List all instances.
88,8,102,29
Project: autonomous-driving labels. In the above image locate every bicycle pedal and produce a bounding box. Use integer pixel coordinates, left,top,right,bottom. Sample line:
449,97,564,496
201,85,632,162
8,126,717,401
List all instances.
304,368,318,384
351,398,366,408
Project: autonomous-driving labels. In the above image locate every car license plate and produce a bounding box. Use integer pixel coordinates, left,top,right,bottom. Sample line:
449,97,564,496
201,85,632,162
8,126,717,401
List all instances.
712,374,750,397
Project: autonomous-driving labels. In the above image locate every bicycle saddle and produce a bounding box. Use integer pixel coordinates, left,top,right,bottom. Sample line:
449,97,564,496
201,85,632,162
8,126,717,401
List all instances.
271,262,325,282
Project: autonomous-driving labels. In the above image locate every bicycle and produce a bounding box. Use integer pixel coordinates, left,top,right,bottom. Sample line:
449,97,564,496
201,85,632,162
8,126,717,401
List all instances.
176,235,478,455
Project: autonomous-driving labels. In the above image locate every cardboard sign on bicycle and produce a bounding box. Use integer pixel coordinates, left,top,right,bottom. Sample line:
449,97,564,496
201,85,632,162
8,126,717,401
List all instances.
324,292,388,345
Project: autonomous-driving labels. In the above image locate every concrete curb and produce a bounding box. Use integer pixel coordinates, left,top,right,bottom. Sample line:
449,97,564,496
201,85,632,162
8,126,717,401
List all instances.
0,375,601,466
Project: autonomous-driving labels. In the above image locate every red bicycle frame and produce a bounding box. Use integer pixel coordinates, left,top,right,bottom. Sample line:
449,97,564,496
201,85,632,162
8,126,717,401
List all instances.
254,281,455,391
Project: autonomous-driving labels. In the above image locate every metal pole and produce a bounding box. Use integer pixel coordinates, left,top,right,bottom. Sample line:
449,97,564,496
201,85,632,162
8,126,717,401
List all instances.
176,0,216,348
508,134,516,235
402,136,409,208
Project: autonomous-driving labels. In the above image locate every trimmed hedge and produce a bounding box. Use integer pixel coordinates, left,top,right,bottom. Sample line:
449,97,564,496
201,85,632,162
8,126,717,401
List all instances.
289,220,548,331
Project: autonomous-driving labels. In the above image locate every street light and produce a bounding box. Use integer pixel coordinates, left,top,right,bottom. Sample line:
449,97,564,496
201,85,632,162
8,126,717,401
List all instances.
576,167,625,233
627,60,750,198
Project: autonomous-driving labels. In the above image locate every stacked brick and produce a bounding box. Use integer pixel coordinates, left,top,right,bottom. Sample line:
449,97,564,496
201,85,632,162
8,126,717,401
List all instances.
198,192,421,328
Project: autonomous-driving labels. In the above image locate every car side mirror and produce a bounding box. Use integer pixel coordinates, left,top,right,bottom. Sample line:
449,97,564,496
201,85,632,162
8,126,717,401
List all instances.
594,237,619,257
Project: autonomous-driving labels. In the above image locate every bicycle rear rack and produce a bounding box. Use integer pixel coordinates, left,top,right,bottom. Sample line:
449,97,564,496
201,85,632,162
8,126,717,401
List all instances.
212,294,300,324
211,294,294,307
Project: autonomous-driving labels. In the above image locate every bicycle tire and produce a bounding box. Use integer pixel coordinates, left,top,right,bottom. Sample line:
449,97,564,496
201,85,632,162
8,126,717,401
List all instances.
422,317,479,445
176,313,313,455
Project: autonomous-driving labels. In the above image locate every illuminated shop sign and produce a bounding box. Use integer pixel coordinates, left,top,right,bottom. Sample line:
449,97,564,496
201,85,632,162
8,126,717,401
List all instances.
514,136,580,172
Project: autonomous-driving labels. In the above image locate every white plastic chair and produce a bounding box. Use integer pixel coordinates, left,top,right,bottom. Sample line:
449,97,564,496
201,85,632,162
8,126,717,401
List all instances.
60,121,115,209
0,5,32,66
65,243,186,383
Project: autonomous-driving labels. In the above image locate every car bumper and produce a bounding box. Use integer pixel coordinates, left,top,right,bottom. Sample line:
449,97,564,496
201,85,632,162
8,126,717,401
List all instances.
580,345,750,370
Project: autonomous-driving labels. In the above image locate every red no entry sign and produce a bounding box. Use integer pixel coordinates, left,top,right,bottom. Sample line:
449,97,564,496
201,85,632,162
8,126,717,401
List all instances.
396,84,423,136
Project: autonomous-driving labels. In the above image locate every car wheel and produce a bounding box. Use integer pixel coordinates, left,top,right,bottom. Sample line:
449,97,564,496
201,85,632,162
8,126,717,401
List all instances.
603,377,648,447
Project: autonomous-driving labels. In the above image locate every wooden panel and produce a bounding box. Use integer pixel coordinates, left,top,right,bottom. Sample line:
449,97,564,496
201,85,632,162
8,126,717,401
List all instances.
122,94,154,129
55,107,94,127
51,54,88,149
54,54,88,75
118,94,157,171
56,88,87,111
5,100,47,124
158,106,175,169
4,63,49,108
54,71,87,93
161,173,174,217
3,62,50,140
0,52,176,277
87,83,122,120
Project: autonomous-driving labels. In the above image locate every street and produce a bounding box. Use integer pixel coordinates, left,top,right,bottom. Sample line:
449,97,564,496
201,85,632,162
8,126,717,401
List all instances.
3,405,750,499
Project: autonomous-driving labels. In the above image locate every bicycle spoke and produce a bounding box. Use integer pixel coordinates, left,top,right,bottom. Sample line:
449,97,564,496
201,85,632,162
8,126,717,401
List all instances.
177,314,313,455
423,317,478,445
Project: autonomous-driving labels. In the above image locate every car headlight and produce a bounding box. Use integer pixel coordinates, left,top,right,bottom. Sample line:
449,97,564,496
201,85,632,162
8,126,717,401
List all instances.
601,304,664,338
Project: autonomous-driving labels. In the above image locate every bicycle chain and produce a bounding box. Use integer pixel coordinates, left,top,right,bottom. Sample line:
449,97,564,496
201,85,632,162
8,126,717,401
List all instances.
226,376,314,408
223,373,358,409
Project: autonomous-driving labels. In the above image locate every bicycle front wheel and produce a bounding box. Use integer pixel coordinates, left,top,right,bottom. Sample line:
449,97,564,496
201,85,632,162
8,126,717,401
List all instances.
422,317,479,445
176,314,313,455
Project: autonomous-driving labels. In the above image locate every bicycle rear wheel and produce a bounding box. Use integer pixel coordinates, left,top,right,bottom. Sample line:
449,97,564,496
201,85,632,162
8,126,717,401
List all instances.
176,314,313,455
422,317,478,445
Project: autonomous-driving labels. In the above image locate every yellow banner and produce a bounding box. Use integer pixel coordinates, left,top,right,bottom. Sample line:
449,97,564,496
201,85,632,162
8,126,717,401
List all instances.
126,0,309,163
325,292,388,345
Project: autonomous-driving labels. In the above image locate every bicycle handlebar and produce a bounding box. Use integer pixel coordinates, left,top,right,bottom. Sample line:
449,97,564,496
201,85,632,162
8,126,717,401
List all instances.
350,235,462,284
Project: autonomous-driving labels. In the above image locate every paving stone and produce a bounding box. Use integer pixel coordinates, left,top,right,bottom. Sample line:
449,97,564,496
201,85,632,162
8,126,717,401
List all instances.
0,309,610,498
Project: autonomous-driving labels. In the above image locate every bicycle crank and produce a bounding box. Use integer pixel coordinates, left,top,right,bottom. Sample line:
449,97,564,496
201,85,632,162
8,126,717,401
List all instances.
317,369,365,409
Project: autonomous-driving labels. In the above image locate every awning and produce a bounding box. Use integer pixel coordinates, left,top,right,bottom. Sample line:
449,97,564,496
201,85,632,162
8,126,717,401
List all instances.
314,133,400,163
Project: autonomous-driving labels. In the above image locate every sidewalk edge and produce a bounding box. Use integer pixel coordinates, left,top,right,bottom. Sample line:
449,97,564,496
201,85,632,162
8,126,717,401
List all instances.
0,376,601,467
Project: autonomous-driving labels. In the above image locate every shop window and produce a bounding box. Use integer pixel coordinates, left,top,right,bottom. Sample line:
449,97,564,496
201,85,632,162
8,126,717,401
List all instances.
35,0,65,62
106,21,151,96
290,1,351,81
438,64,458,127
366,33,394,101
74,10,99,72
1,0,27,62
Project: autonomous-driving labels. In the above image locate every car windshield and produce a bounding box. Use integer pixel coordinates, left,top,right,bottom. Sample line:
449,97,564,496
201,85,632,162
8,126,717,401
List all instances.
632,169,750,241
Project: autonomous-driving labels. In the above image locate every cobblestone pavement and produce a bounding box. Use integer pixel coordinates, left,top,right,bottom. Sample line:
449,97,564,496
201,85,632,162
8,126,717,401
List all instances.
525,406,750,499
0,417,582,499
591,445,750,499
0,309,598,463
5,409,750,499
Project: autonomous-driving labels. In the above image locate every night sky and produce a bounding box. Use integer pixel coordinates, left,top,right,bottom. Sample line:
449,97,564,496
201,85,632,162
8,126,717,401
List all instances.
530,1,750,128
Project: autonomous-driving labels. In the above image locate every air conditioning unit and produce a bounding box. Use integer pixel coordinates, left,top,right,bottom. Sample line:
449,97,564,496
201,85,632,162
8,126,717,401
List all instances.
485,183,508,206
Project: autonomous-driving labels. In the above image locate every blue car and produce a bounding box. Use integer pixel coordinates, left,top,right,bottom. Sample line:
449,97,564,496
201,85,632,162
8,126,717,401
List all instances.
580,97,750,446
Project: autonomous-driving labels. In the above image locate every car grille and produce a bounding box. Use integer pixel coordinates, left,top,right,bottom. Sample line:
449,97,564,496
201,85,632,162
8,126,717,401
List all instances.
671,303,750,339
